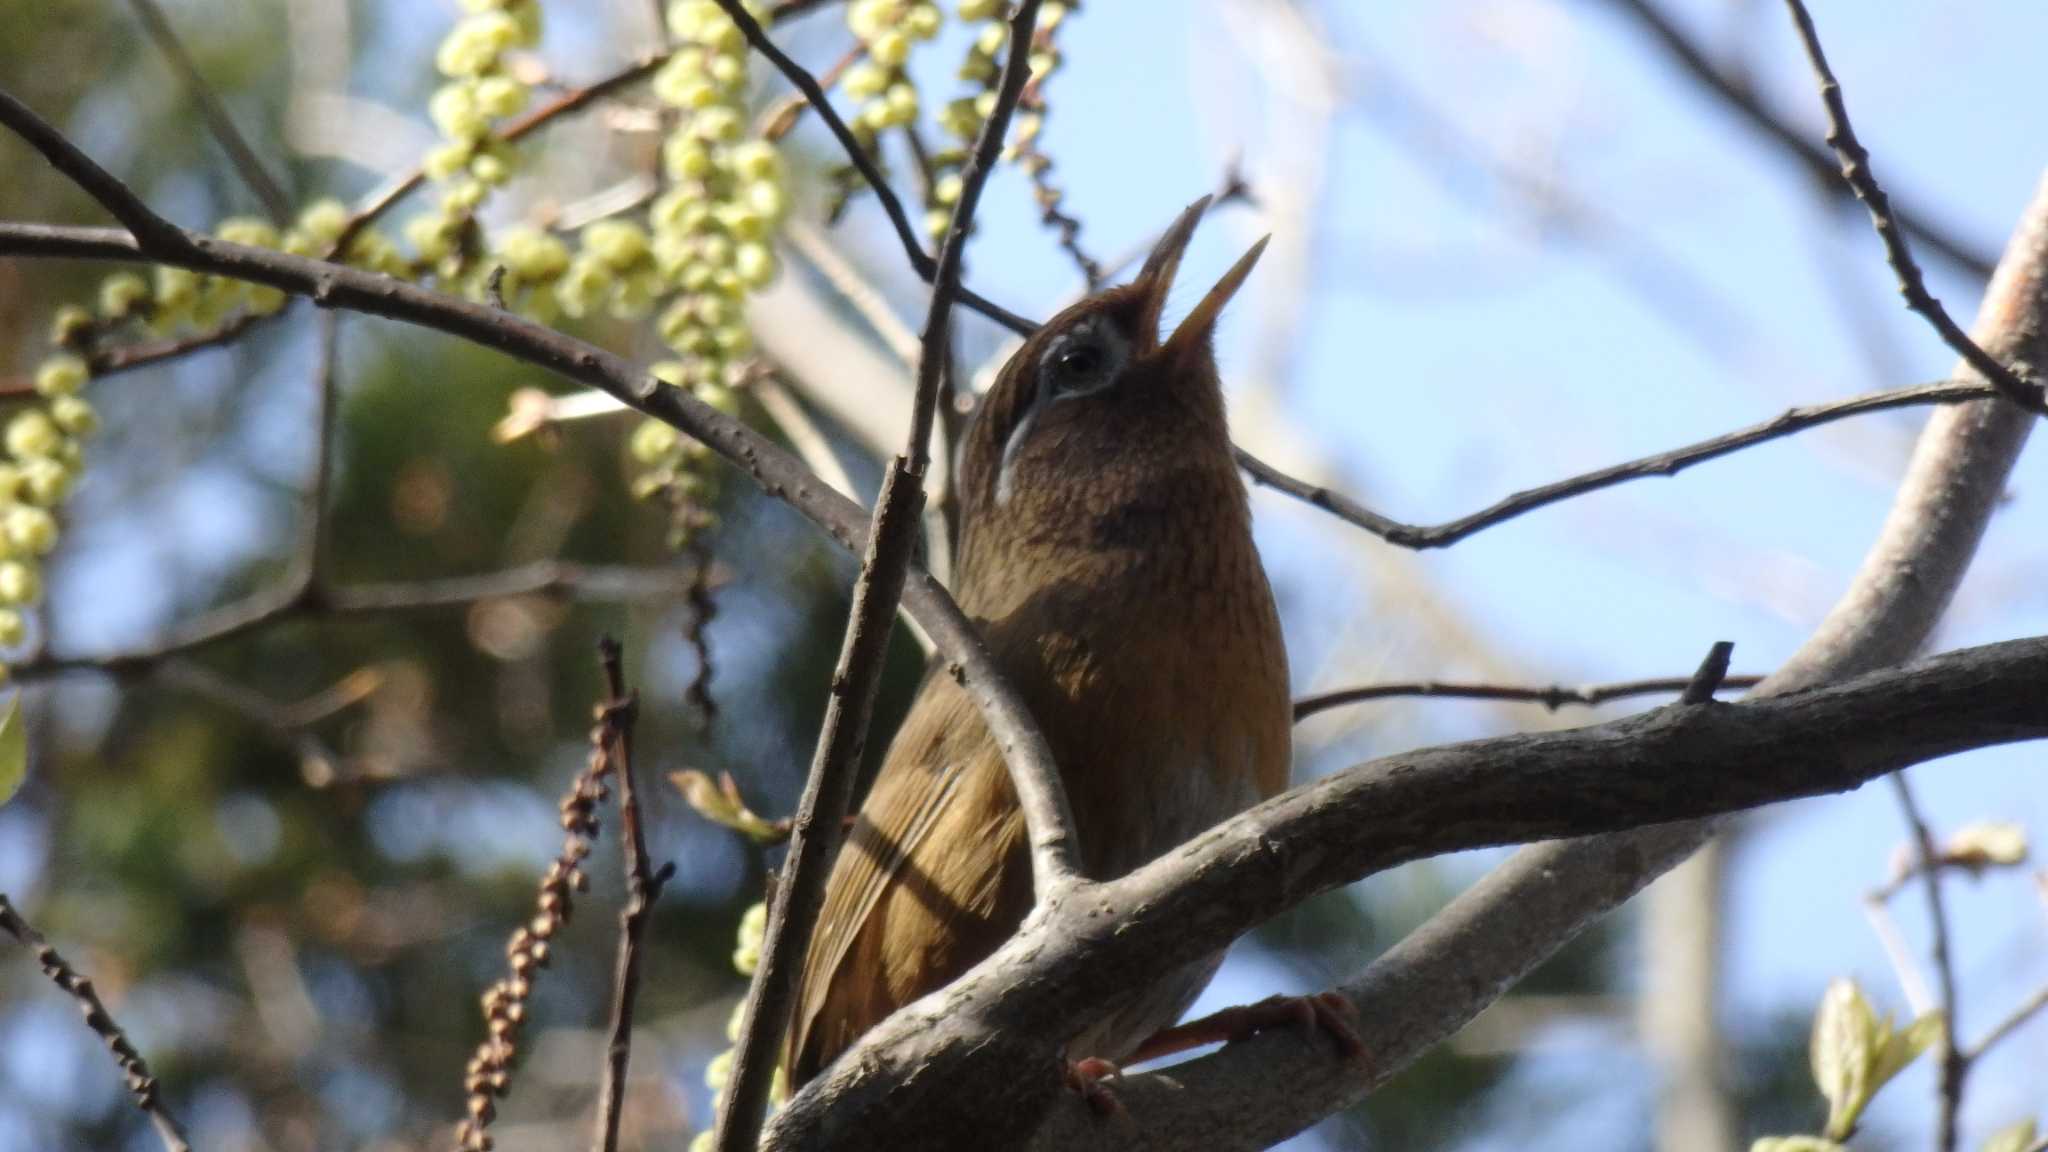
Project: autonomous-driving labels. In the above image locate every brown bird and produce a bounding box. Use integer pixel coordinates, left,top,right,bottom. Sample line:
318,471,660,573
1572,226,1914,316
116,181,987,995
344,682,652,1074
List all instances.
786,198,1349,1094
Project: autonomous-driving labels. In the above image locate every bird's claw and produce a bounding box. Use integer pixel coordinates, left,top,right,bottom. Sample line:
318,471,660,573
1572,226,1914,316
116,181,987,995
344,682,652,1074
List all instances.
1064,1056,1126,1117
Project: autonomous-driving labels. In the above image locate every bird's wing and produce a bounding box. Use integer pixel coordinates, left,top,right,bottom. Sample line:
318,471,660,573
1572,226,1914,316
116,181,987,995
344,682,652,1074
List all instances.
785,663,1019,1083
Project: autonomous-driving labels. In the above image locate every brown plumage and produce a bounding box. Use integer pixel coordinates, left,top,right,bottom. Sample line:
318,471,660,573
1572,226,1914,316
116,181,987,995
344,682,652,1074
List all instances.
785,198,1291,1087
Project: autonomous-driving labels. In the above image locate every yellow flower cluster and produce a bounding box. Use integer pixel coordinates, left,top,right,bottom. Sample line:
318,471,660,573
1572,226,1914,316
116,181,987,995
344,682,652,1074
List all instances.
412,0,544,275
0,345,92,665
596,0,792,547
840,0,944,139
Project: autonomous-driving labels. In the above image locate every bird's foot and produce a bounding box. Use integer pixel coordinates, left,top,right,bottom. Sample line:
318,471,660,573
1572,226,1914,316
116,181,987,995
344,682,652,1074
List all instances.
1063,1056,1126,1117
1128,992,1366,1065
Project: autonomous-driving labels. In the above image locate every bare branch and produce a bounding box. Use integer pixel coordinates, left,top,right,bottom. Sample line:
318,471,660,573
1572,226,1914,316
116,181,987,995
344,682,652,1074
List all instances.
1608,0,1995,281
1965,980,2048,1064
1885,770,1964,1152
1779,0,2047,416
1293,672,1764,722
0,89,192,253
1237,378,1995,549
593,637,673,1152
122,0,293,222
336,53,670,252
15,559,696,683
0,895,193,1152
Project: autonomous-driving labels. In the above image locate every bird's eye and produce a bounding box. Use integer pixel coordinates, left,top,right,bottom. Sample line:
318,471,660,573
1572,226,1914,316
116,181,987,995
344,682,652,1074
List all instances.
1037,322,1125,401
1052,341,1104,381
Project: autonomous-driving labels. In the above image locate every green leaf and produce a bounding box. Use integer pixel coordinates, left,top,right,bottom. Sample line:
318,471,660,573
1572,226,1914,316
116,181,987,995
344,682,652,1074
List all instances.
1982,1118,2038,1152
1872,1010,1946,1088
1752,1137,1850,1152
0,696,24,808
1812,979,1880,1140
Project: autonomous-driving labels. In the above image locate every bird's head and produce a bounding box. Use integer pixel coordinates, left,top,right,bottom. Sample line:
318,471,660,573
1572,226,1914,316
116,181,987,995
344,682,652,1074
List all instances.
956,196,1266,571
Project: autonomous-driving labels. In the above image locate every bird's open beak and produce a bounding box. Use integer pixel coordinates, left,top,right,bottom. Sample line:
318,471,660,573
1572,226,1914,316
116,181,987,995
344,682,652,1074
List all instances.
1135,195,1269,366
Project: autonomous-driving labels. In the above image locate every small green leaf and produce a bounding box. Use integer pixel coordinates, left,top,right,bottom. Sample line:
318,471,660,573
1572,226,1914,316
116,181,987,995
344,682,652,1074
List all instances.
0,696,24,808
1982,1118,2038,1152
1812,979,1880,1140
1872,1010,1946,1088
1752,1136,1850,1152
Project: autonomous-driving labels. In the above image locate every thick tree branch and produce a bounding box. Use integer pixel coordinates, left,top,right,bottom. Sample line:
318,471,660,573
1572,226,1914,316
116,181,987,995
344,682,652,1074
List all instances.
769,635,2048,1151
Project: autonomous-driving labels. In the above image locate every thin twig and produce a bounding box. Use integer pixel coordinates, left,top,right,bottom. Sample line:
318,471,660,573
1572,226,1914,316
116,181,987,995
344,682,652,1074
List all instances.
336,53,670,252
303,312,342,585
593,637,674,1152
1237,378,1995,549
1609,0,1994,281
156,659,356,771
711,6,1053,1147
782,218,923,366
1886,769,1964,1152
1965,980,2048,1063
0,88,191,253
1678,640,1735,704
14,560,698,683
1861,887,1936,1013
0,895,193,1152
1779,0,2046,416
122,0,293,222
750,371,859,500
1293,671,1765,722
1013,18,1102,287
709,0,1037,336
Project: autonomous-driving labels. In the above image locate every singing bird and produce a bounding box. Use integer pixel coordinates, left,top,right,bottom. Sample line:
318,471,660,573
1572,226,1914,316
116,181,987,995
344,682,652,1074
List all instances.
787,198,1345,1092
